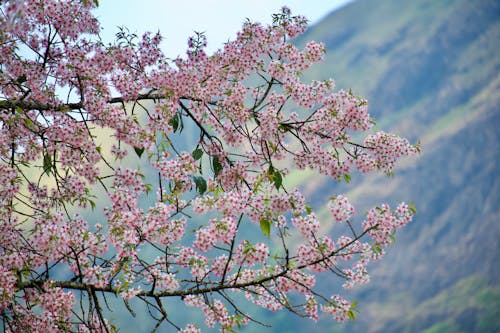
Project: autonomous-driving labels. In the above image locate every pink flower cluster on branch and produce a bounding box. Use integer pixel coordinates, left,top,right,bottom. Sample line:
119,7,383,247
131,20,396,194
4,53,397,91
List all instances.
0,2,419,332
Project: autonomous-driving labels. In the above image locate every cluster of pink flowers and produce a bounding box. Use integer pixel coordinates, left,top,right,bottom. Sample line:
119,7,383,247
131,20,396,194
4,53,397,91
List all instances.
277,270,316,294
0,265,16,310
154,152,198,188
292,213,321,239
305,295,319,320
233,241,270,267
0,167,18,210
329,194,355,222
296,236,337,272
4,283,76,332
194,217,237,251
355,131,418,173
184,295,247,330
362,203,414,246
0,2,419,331
38,286,75,326
179,324,201,333
321,294,352,322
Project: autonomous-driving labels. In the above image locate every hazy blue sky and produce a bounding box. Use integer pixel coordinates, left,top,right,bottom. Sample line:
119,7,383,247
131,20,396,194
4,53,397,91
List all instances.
95,0,353,57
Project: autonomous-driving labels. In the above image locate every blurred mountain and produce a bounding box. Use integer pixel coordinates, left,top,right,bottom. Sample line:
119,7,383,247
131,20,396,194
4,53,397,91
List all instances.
278,0,500,332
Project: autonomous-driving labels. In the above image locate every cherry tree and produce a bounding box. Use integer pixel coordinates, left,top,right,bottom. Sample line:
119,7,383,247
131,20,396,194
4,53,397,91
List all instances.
0,1,419,332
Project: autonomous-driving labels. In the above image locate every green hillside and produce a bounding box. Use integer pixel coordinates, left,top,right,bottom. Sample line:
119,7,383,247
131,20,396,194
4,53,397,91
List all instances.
258,1,500,332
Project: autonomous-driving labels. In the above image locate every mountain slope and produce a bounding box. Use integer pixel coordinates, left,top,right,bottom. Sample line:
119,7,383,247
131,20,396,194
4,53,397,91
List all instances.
276,0,500,332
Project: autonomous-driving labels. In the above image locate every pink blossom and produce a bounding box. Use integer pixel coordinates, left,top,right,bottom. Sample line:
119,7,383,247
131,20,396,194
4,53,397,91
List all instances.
0,2,418,330
328,194,355,222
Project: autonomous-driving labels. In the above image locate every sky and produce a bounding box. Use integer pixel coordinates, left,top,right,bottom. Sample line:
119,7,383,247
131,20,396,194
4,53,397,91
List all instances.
95,0,353,57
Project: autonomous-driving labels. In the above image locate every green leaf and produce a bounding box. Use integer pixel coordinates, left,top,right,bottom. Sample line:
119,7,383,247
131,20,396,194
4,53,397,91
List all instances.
272,170,282,190
267,165,282,190
192,148,203,160
259,218,271,238
347,301,358,320
235,314,245,328
145,183,153,195
133,146,145,158
286,259,297,269
305,205,313,214
16,75,27,84
168,114,179,132
409,202,417,215
242,241,253,255
268,141,277,153
43,153,52,175
23,117,35,131
193,176,207,195
389,234,396,244
372,243,382,254
212,156,223,176
278,123,292,132
347,310,356,320
343,173,351,183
